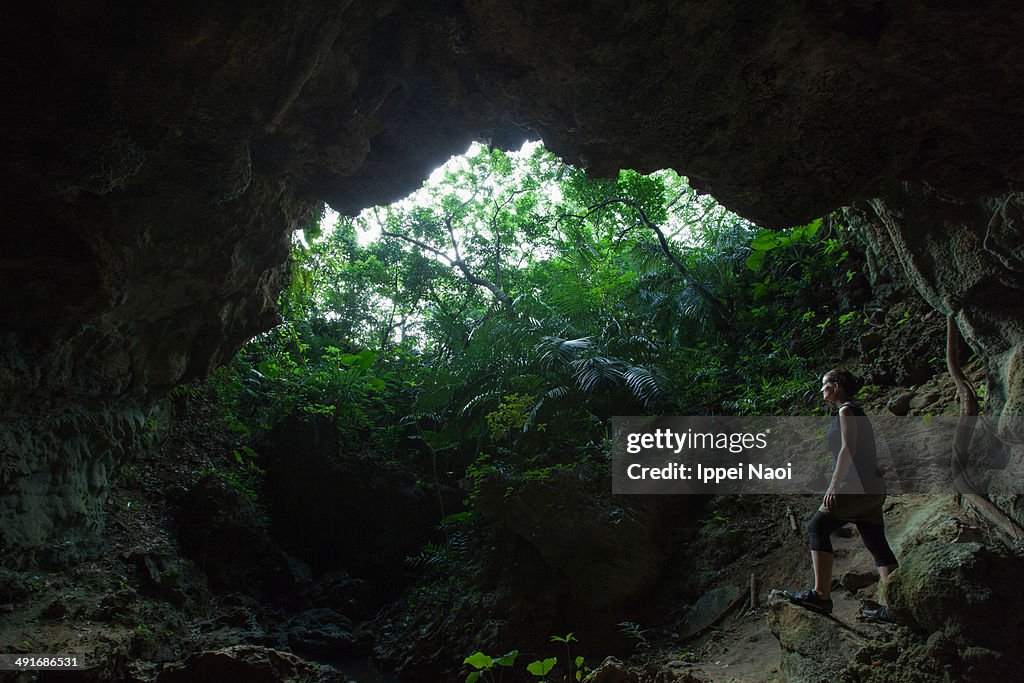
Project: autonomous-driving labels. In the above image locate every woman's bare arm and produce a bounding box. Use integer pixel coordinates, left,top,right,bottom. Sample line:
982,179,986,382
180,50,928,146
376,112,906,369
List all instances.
824,405,858,509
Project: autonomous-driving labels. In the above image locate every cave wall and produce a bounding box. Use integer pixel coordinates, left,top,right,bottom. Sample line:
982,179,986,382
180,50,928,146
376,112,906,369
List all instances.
3,1,1024,561
866,188,1024,418
0,402,154,566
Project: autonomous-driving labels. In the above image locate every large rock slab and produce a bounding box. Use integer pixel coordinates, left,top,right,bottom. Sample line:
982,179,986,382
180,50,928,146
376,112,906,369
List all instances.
766,598,868,683
476,469,698,608
155,645,346,683
678,585,744,640
885,541,1024,654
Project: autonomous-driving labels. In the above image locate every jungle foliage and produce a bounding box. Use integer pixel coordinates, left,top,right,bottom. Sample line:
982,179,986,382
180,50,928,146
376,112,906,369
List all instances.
205,140,859,512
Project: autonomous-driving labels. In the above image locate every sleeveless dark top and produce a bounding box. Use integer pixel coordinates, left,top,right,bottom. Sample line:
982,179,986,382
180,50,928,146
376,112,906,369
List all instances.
825,402,883,492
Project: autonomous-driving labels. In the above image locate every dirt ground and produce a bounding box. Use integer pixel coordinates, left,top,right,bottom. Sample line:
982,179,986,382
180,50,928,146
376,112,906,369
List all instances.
618,361,992,682
672,494,964,682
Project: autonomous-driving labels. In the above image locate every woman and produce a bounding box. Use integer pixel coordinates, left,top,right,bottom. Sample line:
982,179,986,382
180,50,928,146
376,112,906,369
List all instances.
783,369,898,621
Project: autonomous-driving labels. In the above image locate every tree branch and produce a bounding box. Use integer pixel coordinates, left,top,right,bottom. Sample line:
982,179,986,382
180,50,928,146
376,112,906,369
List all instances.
581,197,731,322
382,230,455,265
444,216,463,264
452,259,513,308
383,229,514,308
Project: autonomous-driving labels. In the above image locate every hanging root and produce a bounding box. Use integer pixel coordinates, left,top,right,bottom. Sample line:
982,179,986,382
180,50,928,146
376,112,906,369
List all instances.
947,314,1024,542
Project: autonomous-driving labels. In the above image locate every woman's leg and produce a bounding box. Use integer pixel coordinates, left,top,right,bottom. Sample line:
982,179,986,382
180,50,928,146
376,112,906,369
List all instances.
807,511,846,598
811,550,834,599
855,521,901,623
854,520,898,576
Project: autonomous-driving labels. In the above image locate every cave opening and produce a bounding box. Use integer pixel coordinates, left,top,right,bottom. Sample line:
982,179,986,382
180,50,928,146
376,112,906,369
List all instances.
282,138,756,354
5,2,1024,680
183,136,929,680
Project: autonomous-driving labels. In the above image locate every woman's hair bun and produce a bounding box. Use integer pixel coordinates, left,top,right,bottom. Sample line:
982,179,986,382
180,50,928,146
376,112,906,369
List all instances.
825,369,863,395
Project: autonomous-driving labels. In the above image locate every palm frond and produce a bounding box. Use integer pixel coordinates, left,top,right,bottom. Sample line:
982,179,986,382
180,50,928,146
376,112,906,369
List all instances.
623,365,662,406
537,335,595,370
561,221,602,272
571,356,622,393
460,390,503,417
628,239,672,275
528,385,572,423
677,287,713,328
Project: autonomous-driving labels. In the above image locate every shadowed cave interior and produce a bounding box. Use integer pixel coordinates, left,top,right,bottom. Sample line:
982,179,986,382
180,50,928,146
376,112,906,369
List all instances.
3,2,1024,681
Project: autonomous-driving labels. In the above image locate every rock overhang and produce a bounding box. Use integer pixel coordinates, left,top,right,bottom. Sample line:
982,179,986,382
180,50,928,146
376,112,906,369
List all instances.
3,0,1024,410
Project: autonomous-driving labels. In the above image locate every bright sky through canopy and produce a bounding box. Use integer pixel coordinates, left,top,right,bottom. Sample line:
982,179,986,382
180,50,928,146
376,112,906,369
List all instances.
311,140,557,247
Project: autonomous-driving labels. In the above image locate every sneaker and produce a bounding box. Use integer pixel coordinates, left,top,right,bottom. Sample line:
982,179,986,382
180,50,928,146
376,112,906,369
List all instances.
782,588,834,615
858,606,900,625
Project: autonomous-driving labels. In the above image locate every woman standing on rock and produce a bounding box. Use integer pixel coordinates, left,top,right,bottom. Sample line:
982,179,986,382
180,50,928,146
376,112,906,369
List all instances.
782,369,898,621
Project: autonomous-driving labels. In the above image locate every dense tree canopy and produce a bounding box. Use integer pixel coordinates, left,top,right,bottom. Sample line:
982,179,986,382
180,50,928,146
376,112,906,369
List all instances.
206,141,860,507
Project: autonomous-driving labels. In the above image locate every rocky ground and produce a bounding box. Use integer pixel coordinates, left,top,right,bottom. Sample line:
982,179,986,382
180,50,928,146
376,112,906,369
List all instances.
571,360,1024,683
586,493,1004,683
3,357,1022,682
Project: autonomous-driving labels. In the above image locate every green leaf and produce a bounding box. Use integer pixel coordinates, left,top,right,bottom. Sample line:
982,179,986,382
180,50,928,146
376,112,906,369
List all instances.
527,658,557,676
749,231,780,252
463,652,492,670
257,360,279,379
496,650,519,667
440,511,474,525
466,672,481,683
339,349,376,370
789,218,822,241
745,250,765,272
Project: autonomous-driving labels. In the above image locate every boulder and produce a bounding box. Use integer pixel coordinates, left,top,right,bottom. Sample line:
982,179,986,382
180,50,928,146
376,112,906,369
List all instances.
286,607,368,658
677,585,744,640
177,474,289,596
156,645,348,683
590,657,638,683
476,469,695,608
908,392,940,410
885,541,1024,653
309,570,377,621
129,549,196,606
839,569,879,593
766,595,867,683
885,393,913,416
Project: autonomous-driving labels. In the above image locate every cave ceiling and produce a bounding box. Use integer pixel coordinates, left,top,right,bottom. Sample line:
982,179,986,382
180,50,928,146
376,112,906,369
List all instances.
3,1,1024,409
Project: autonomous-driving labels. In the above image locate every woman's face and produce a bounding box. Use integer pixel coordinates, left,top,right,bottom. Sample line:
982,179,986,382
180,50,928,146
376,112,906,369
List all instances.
821,376,838,403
